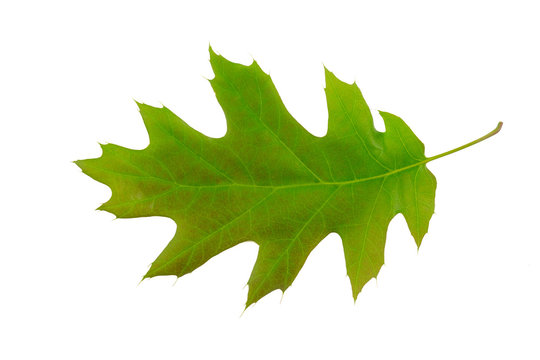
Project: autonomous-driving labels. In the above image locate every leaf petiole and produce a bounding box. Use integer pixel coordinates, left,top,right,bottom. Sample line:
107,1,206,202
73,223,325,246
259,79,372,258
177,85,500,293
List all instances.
426,122,503,163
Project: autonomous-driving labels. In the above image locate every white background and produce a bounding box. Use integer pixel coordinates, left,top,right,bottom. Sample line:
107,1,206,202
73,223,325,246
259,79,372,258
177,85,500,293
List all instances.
1,0,539,358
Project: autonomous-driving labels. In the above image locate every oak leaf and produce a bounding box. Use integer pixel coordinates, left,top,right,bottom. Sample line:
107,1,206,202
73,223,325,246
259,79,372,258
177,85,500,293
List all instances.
76,48,501,308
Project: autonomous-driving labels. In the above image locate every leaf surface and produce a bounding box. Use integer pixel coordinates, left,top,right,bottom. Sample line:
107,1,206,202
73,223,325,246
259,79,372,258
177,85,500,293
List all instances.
76,48,501,307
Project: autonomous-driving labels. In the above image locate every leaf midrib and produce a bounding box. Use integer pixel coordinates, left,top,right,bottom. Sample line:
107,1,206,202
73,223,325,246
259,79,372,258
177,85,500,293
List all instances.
102,155,431,191
99,156,434,212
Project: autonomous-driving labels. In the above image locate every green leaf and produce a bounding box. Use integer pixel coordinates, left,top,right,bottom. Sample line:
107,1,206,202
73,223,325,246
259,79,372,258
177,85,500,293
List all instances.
76,47,502,308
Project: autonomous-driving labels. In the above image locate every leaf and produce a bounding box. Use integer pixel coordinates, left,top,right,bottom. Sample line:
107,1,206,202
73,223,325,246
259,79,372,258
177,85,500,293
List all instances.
75,47,502,308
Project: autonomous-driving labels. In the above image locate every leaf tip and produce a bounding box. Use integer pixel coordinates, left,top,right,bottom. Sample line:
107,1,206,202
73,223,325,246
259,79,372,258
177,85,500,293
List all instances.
351,288,359,303
142,269,155,281
323,66,336,91
96,202,109,212
134,99,148,112
323,65,334,78
249,57,262,72
240,302,253,317
73,158,94,174
137,275,146,287
208,44,221,63
243,298,255,313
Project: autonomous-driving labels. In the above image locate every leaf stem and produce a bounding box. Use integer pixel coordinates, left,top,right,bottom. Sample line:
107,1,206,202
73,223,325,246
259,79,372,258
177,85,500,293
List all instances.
425,122,503,163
